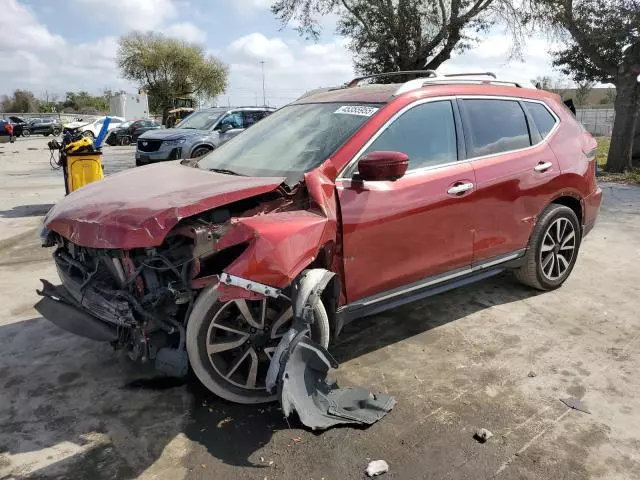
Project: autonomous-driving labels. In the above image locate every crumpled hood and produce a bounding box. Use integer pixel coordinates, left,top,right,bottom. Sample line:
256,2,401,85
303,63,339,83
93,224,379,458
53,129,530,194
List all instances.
45,162,285,249
138,128,208,141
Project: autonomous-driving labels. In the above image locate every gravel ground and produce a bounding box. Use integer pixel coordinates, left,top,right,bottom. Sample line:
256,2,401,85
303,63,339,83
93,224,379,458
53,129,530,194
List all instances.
1,137,640,480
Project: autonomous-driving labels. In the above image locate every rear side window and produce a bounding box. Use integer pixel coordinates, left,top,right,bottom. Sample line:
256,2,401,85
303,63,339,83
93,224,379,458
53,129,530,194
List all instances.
362,100,458,170
462,99,531,157
525,101,557,138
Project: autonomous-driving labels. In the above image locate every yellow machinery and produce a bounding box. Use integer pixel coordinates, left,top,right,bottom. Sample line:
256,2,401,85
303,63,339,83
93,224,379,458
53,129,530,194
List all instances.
49,136,104,194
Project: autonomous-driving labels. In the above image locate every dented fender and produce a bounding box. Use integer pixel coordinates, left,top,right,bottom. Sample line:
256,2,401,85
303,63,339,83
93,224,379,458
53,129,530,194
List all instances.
218,160,341,289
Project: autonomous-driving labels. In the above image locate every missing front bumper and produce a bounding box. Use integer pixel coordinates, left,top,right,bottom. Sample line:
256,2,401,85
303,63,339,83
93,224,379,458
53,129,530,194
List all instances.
35,280,118,342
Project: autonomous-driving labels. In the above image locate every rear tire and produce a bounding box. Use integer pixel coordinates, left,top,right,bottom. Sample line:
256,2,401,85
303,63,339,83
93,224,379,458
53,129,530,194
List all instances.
514,204,581,291
187,286,330,404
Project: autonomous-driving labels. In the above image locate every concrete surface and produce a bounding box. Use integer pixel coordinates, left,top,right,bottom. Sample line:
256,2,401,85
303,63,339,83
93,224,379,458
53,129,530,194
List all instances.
1,137,640,480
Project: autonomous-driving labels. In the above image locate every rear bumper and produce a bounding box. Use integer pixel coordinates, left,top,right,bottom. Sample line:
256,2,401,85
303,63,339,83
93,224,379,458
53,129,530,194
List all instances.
583,186,603,236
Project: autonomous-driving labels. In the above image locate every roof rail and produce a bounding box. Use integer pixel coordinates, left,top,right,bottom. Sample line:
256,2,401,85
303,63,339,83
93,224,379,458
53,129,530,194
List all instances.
394,72,524,95
346,70,437,87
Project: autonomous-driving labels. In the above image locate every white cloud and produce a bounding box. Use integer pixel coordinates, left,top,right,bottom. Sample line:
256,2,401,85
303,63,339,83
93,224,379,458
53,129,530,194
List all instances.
0,0,132,98
164,22,206,43
74,0,177,30
220,33,354,107
233,0,274,14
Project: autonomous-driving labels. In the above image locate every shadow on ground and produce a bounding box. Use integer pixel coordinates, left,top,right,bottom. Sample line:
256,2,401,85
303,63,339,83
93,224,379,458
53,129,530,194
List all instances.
0,272,540,478
0,203,54,218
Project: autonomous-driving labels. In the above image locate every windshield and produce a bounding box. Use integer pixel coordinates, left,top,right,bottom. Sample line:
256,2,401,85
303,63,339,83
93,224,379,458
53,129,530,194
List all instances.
176,110,225,130
119,121,133,128
197,103,381,182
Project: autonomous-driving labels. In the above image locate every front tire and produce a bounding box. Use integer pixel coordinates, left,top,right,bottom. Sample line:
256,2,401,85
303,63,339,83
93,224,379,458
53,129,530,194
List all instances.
82,131,95,139
514,204,581,291
186,287,330,404
22,129,31,137
191,146,212,158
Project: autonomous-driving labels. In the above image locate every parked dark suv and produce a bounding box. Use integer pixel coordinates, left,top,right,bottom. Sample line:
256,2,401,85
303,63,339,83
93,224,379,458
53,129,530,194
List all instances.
23,118,62,137
135,106,275,166
36,71,602,405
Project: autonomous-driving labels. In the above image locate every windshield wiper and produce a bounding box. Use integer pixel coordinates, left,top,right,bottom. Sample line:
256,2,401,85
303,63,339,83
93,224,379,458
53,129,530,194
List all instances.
209,168,243,176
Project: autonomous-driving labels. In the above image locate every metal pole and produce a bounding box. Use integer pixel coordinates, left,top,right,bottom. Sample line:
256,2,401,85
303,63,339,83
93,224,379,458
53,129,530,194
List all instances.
260,60,266,106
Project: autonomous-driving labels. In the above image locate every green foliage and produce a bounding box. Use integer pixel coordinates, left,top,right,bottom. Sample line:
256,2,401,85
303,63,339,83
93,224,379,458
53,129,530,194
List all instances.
0,90,39,113
272,0,522,76
575,80,595,106
117,32,228,115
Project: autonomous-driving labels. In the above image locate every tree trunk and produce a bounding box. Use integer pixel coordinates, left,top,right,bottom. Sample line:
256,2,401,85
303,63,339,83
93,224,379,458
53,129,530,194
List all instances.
607,76,640,173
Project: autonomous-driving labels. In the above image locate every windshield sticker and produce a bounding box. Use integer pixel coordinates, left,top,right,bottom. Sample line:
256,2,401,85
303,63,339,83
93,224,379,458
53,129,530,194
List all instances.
334,105,379,117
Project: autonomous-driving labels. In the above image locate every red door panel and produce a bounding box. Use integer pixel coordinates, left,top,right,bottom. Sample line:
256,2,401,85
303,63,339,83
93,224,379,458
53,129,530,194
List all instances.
336,162,476,303
471,143,561,261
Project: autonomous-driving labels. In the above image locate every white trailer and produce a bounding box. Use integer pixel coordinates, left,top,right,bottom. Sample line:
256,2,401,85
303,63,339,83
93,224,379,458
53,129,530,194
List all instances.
109,92,149,120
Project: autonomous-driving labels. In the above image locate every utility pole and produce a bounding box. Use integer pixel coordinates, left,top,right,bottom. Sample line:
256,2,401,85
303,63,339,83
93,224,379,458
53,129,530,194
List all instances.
260,60,266,106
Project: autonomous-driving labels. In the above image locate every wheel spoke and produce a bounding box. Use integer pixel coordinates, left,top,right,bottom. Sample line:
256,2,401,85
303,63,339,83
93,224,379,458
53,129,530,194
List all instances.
542,252,554,273
555,219,563,243
263,346,276,360
207,334,249,354
225,348,249,378
259,299,267,329
557,253,569,272
245,348,259,388
212,322,250,336
270,307,293,339
561,230,575,248
234,300,261,329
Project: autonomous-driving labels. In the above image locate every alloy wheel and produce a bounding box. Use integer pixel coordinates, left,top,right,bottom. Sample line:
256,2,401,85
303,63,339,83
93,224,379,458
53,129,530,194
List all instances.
205,298,292,390
539,217,576,281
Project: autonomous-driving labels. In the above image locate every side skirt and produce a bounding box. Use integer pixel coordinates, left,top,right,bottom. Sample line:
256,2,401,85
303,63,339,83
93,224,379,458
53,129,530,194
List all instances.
338,249,526,326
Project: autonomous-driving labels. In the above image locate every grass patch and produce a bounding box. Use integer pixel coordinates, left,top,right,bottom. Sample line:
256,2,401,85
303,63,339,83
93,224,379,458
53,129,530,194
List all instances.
595,137,640,185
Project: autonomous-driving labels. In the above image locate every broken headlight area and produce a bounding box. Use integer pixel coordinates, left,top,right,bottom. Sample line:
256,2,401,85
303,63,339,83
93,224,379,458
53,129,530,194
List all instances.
35,221,247,377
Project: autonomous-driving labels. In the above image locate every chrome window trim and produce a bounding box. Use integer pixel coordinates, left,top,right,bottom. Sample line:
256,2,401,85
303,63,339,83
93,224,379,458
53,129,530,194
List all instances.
336,94,561,181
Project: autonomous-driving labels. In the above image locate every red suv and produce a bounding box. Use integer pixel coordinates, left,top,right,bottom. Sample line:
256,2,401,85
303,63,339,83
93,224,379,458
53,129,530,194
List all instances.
36,72,602,404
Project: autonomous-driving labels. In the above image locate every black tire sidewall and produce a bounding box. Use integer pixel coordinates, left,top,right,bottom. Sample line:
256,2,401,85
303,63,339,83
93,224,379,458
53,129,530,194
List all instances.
191,147,212,158
531,205,582,290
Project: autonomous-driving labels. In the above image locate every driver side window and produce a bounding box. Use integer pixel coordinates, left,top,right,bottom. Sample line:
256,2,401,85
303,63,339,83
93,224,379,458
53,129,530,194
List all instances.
217,112,243,130
344,100,458,178
360,100,458,173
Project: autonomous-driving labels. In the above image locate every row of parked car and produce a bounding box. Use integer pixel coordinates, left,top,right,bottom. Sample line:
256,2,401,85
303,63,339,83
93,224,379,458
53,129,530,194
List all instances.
0,115,163,144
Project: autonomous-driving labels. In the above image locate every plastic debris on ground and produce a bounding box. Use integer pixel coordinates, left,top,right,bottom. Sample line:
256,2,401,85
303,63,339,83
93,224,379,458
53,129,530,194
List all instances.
560,397,591,414
265,269,396,431
474,428,494,443
366,460,390,477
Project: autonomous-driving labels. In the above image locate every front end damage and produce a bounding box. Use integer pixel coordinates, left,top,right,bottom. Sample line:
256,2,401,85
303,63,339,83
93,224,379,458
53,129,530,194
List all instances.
35,162,395,429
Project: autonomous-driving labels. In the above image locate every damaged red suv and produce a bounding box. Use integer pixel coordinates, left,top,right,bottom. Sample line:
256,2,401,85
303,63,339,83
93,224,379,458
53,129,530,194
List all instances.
36,72,602,404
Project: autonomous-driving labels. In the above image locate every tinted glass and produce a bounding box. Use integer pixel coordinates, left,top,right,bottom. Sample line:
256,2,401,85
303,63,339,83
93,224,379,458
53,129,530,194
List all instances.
463,99,531,156
525,102,557,138
361,101,457,170
197,103,379,183
176,109,226,130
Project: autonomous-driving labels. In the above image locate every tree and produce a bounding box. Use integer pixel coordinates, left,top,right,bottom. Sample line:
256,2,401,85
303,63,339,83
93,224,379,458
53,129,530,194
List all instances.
575,80,595,106
272,0,522,77
117,32,228,122
526,0,640,172
533,75,553,90
0,90,39,112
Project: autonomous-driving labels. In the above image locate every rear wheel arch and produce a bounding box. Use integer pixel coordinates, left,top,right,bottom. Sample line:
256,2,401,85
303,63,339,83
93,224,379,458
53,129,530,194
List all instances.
550,194,583,226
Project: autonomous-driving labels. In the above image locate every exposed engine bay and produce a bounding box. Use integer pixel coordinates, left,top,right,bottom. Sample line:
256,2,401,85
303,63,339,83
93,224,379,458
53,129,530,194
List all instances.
36,189,306,376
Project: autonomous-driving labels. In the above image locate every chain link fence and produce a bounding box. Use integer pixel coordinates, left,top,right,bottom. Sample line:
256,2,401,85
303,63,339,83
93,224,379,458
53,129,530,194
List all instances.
576,108,615,137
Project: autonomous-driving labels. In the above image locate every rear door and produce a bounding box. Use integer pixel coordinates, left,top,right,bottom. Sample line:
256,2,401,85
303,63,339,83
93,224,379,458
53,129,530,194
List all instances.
459,97,561,262
336,99,476,302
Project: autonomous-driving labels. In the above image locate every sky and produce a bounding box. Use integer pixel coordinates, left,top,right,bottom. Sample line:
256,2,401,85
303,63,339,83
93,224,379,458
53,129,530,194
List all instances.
1,0,567,108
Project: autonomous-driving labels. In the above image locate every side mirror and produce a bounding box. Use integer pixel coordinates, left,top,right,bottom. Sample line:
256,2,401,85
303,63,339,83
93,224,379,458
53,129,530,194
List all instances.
218,123,233,133
356,151,409,181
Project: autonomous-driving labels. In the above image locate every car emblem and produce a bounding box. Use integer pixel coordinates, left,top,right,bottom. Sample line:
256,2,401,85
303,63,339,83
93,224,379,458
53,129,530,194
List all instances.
142,141,148,146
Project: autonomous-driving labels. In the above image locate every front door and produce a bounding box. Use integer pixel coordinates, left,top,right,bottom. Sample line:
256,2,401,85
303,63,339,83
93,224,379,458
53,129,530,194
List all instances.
458,98,562,262
336,100,477,303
